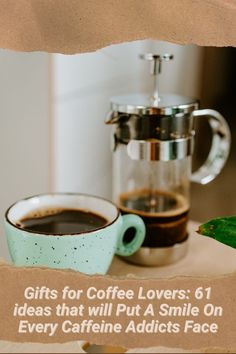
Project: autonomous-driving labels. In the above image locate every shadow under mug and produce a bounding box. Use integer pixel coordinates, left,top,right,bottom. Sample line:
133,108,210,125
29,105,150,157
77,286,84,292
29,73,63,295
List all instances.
5,193,146,275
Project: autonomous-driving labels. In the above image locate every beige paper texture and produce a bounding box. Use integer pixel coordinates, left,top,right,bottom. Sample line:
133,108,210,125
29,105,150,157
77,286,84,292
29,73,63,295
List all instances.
0,0,235,54
0,263,235,350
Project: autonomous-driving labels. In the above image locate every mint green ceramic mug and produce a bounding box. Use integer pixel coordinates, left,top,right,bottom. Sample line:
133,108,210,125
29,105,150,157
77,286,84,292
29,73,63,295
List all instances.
5,193,145,275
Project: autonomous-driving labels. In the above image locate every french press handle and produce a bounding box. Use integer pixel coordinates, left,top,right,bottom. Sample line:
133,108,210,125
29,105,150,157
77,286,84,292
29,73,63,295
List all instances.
191,109,231,185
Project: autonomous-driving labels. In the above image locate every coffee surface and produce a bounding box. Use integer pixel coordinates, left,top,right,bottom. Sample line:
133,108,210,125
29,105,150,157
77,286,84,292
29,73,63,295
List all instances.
119,189,188,217
118,189,189,247
18,208,108,234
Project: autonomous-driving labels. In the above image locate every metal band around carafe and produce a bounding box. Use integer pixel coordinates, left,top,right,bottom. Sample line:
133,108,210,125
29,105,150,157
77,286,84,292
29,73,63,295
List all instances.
127,134,194,161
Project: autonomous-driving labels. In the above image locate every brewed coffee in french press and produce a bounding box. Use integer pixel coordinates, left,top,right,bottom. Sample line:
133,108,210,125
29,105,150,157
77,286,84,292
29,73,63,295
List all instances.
106,53,231,266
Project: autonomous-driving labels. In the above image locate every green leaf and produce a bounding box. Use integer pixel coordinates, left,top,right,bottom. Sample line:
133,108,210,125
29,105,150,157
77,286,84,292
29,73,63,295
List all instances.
198,216,236,249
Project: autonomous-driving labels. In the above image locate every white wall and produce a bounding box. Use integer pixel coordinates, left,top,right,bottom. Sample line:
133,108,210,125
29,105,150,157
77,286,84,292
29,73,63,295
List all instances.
52,40,204,199
0,51,50,260
52,40,149,198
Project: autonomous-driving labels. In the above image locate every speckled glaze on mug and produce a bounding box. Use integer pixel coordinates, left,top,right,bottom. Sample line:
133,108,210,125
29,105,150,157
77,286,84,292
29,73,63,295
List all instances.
5,193,145,275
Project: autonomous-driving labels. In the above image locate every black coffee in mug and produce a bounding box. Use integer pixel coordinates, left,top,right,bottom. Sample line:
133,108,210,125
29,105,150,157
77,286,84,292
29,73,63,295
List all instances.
17,208,108,234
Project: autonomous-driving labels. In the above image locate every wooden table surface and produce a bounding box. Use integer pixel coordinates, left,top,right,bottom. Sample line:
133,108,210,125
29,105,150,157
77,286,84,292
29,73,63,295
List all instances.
1,221,236,353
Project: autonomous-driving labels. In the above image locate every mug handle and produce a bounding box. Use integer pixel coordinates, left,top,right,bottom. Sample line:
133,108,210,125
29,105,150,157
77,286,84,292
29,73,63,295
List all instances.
191,109,231,185
116,214,145,257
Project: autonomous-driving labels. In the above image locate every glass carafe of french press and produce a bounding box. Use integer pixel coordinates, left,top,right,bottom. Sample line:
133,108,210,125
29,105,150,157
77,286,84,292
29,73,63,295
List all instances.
106,53,231,266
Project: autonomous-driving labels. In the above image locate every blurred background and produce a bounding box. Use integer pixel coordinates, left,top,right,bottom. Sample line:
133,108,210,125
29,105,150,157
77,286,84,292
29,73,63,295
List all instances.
0,40,235,260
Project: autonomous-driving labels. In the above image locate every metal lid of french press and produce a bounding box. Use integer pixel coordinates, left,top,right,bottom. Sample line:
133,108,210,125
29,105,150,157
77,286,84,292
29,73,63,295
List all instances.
109,54,198,116
107,53,198,161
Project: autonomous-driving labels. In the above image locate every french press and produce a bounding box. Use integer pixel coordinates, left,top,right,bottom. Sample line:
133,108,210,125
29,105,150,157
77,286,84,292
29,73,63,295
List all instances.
106,53,231,266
